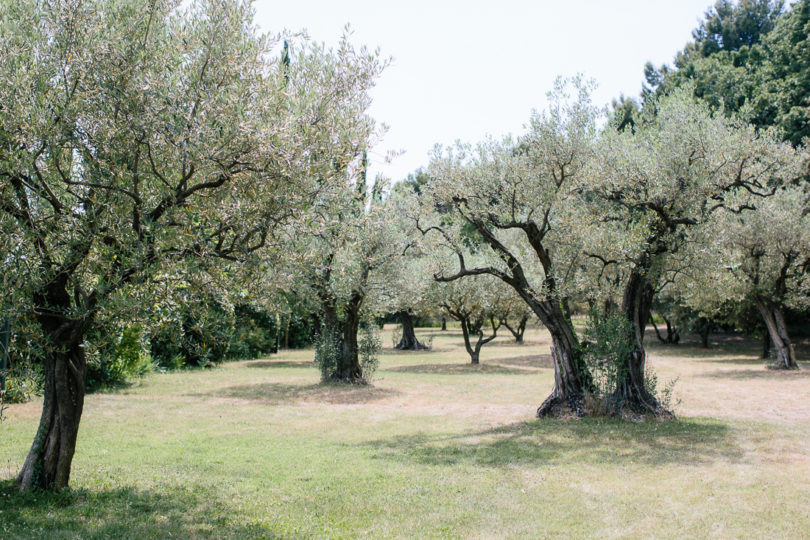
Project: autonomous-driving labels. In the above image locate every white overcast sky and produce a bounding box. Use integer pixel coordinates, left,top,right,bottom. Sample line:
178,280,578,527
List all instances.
254,0,716,181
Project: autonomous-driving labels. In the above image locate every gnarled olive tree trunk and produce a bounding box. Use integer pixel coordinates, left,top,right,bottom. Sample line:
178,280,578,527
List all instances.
395,311,428,350
614,269,662,414
534,302,588,417
337,292,364,381
17,281,88,492
754,295,798,370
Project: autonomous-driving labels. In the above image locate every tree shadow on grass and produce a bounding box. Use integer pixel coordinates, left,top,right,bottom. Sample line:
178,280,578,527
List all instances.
244,360,316,369
0,481,278,539
385,363,531,375
488,354,553,369
361,418,740,468
203,382,399,405
700,366,810,380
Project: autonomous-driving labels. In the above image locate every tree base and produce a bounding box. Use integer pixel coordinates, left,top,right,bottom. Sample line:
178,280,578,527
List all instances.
394,340,429,351
536,392,674,420
768,362,800,371
536,393,585,418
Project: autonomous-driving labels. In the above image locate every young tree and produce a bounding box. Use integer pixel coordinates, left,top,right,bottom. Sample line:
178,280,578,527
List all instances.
436,276,505,365
422,78,597,416
0,0,383,491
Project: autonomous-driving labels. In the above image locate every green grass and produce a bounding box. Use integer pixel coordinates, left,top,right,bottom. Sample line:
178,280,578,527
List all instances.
2,326,809,539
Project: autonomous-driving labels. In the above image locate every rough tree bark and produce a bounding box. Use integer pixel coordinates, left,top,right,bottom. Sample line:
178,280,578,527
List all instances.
754,295,798,369
16,279,88,492
533,300,589,417
395,311,428,350
614,269,663,414
338,294,364,381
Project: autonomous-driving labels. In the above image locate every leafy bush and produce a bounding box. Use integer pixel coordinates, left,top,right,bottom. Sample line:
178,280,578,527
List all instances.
581,309,680,415
150,298,235,368
227,304,278,360
86,324,155,390
313,329,342,382
582,310,634,399
358,324,381,381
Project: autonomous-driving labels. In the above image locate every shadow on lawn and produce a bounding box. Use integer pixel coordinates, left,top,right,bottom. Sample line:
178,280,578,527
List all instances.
0,481,278,539
362,418,740,468
385,363,531,375
245,359,316,369
489,354,553,369
205,382,398,405
701,366,810,380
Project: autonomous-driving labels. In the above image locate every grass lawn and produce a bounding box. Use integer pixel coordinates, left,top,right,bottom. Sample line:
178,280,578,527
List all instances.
2,325,809,539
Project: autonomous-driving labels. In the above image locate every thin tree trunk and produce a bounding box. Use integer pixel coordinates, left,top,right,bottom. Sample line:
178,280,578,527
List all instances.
395,311,427,350
441,317,447,331
504,315,528,343
755,295,798,369
761,331,771,359
651,316,667,344
459,316,499,365
458,316,479,365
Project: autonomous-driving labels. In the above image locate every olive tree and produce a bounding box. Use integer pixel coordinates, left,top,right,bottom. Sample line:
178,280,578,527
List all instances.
421,78,597,416
679,185,809,369
0,0,383,491
583,89,802,412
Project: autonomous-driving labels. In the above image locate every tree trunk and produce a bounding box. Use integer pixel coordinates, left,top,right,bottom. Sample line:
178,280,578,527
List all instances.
754,295,798,370
395,311,428,350
458,316,479,365
652,314,678,345
336,292,364,382
17,280,88,492
458,316,499,365
614,269,662,415
504,315,528,343
441,317,447,331
665,317,679,344
699,319,711,348
761,331,771,360
534,302,590,417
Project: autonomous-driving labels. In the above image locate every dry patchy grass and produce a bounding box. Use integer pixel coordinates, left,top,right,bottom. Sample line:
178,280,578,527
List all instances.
1,324,809,539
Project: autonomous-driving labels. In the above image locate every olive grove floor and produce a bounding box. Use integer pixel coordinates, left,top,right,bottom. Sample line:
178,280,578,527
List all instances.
1,325,809,539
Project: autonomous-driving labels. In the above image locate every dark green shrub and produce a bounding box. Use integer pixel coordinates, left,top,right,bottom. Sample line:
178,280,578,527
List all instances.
227,304,278,360
86,324,155,391
313,329,342,382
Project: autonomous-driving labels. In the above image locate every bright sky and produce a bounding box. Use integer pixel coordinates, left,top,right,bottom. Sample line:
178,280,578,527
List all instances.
254,0,716,182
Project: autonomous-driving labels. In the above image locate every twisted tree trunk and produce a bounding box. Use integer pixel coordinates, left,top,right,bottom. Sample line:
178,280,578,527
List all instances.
395,311,428,350
17,280,88,492
614,269,663,415
754,295,798,370
338,297,364,381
